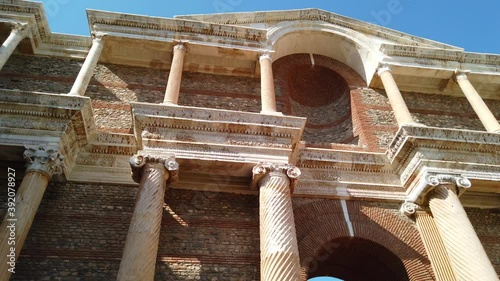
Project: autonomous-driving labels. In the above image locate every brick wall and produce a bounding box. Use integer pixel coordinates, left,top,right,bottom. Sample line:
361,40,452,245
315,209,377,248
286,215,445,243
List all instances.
465,207,500,275
292,198,435,281
351,88,500,150
0,55,261,134
0,182,259,280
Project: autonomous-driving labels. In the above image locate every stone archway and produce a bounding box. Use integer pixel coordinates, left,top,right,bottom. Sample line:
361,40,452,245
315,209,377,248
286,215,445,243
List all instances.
308,237,410,281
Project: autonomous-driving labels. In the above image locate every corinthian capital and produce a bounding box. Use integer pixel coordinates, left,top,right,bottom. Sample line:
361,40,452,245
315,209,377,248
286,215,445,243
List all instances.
129,154,179,184
173,42,187,52
251,163,301,192
23,145,64,178
11,22,29,37
91,32,107,42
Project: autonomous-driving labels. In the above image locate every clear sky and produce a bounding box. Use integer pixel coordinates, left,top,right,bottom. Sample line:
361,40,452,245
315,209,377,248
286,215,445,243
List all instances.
37,0,500,54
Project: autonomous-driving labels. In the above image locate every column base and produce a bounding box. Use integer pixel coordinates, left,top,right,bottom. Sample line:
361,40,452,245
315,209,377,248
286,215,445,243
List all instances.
67,92,81,96
260,110,283,116
400,122,426,127
162,101,179,106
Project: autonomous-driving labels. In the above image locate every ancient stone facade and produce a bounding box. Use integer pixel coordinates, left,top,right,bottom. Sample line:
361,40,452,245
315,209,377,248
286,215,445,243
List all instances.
0,2,499,281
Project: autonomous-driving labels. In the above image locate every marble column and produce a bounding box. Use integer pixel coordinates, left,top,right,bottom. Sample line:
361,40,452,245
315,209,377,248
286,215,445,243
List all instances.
0,23,29,70
377,66,415,126
117,155,179,281
253,163,301,281
68,32,106,96
0,146,63,281
163,43,187,104
427,176,498,281
455,72,500,133
259,53,279,114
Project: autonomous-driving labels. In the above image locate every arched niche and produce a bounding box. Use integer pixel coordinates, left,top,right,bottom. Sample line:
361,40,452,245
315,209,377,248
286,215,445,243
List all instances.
268,21,384,85
273,53,361,145
308,237,410,281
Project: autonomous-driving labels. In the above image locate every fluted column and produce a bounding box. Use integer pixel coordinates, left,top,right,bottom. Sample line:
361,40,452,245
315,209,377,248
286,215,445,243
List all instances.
253,163,301,281
259,53,279,114
415,211,456,281
68,32,106,96
455,72,500,133
117,155,179,281
0,23,29,70
0,146,63,281
163,43,187,104
427,176,498,281
377,65,415,126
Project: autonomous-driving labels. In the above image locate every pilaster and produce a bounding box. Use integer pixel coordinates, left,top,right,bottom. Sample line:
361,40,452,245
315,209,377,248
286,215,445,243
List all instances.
402,172,497,281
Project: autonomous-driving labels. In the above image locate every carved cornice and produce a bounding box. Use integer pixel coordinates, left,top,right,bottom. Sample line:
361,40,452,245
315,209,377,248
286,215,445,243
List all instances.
177,9,458,50
388,125,500,178
251,163,301,192
0,90,95,174
87,10,266,48
131,102,306,163
23,145,64,178
0,1,91,58
129,154,179,184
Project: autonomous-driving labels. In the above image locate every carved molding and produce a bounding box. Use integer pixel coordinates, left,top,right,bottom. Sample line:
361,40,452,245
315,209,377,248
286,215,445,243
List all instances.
23,145,64,178
251,163,301,192
129,154,179,184
91,31,107,41
376,64,391,76
173,43,187,52
405,170,472,208
11,22,29,37
400,201,418,216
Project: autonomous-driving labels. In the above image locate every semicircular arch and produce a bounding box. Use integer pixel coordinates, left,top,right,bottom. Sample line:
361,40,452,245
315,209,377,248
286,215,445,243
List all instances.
268,21,383,84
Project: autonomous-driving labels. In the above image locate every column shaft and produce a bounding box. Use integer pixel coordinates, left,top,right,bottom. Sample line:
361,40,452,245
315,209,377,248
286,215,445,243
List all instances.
416,211,456,281
428,185,498,281
117,163,168,281
69,34,105,96
0,172,49,281
0,24,28,70
456,73,500,133
259,54,278,114
378,67,415,126
163,44,186,104
0,146,62,281
259,172,301,281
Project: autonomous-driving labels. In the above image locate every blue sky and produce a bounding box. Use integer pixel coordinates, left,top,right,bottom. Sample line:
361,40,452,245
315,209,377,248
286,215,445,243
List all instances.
37,0,500,54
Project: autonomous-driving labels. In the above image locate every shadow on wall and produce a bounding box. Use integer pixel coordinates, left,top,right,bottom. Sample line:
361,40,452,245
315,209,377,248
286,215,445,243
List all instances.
273,54,361,146
293,199,434,281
